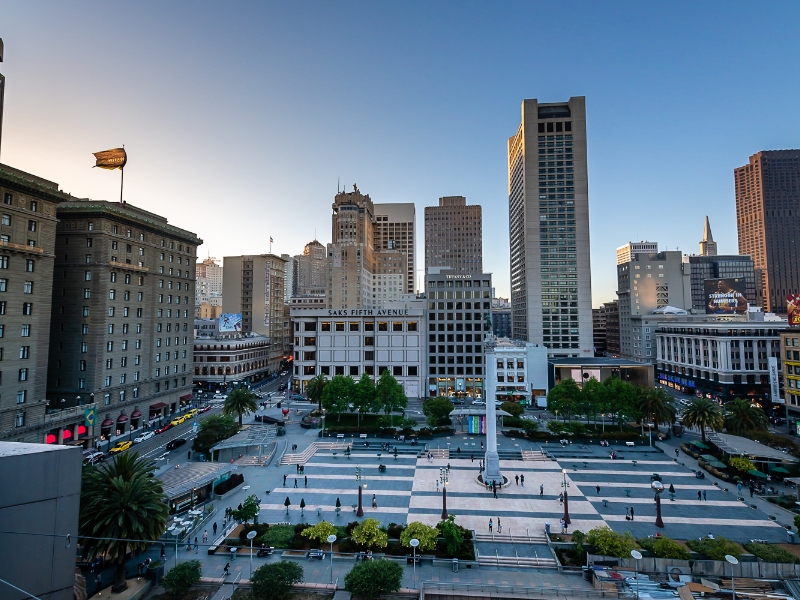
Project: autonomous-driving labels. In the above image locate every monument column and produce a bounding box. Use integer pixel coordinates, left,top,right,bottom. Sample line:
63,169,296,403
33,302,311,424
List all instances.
484,337,503,485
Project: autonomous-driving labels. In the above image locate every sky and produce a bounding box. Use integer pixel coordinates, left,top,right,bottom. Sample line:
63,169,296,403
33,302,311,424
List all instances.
2,2,800,305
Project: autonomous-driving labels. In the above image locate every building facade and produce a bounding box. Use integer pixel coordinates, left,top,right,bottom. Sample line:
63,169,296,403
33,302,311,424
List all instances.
424,196,482,275
617,241,659,265
686,254,757,313
604,300,621,356
735,150,800,313
592,305,608,356
486,337,549,403
699,216,717,257
780,330,800,430
425,269,492,399
289,307,425,399
193,334,272,391
281,253,297,302
374,203,416,294
295,240,326,296
222,254,286,372
617,251,691,361
491,297,512,339
508,96,593,357
0,165,66,443
48,199,200,445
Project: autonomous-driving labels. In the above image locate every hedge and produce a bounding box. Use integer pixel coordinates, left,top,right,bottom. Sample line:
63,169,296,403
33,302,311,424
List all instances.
744,542,799,564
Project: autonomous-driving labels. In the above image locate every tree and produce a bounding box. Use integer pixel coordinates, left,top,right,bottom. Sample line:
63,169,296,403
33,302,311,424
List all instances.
251,561,304,600
344,559,403,599
284,497,291,513
353,373,381,414
582,377,610,424
547,378,582,421
637,388,676,428
586,526,638,558
376,370,407,415
724,398,768,436
302,521,336,544
80,452,169,592
351,518,388,549
192,414,239,457
306,374,328,412
681,398,724,442
232,494,259,523
162,560,202,597
322,375,355,421
423,397,454,426
400,522,439,551
604,377,640,428
438,515,464,556
499,401,524,418
223,388,258,427
729,456,756,473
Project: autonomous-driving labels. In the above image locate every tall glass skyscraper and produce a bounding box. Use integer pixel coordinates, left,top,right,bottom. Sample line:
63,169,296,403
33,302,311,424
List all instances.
507,97,593,357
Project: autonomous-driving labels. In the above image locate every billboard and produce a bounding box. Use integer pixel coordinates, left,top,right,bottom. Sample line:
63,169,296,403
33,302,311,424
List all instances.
218,313,242,332
704,278,749,314
788,294,800,326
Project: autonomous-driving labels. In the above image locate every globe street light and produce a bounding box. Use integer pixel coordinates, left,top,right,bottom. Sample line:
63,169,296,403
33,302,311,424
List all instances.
409,538,419,586
561,469,571,526
630,550,642,600
651,480,665,528
247,529,257,580
439,468,449,520
726,554,739,600
327,534,337,584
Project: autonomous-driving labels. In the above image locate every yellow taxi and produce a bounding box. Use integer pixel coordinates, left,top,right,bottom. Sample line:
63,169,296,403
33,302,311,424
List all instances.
186,409,199,418
170,415,187,427
109,440,133,454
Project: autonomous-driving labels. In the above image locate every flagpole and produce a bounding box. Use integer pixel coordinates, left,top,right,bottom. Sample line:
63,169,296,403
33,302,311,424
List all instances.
120,167,124,203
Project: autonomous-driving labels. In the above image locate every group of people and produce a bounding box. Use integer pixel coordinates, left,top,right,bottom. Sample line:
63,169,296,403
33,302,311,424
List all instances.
488,517,504,533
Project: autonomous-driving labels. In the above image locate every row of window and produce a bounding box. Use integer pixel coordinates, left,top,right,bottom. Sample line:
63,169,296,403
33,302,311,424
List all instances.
0,256,35,271
86,224,193,254
299,364,418,378
0,324,31,338
2,193,39,212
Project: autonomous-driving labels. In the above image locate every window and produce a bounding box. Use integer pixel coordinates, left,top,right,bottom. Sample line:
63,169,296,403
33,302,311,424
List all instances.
80,360,86,371
85,254,92,264
349,322,360,332
0,301,4,314
107,341,113,352
20,324,30,337
106,359,113,369
104,393,110,405
1,214,9,226
81,342,88,353
321,322,331,332
28,220,37,232
104,377,111,387
109,289,116,300
18,368,28,381
25,260,34,272
393,365,403,376
23,281,32,294
110,272,116,283
0,279,6,292
407,321,418,332
133,387,139,398
16,390,26,404
378,322,388,331
107,324,114,334
86,238,93,248
84,288,91,299
0,324,3,338
22,303,32,315
393,322,403,332
408,366,418,376
3,193,11,205
15,412,25,427
0,257,8,269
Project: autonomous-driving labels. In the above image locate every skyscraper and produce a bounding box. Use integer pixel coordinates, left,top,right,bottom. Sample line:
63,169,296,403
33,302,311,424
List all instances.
617,241,659,265
374,203,416,294
424,196,482,275
294,240,326,296
507,96,593,357
699,216,717,257
735,150,800,313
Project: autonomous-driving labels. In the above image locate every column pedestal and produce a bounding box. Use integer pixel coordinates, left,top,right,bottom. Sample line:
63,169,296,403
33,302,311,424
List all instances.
483,339,503,485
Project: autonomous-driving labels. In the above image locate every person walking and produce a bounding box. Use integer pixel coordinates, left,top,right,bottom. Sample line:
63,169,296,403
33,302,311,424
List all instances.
188,450,191,460
294,478,298,488
737,482,743,496
749,483,755,498
630,506,635,521
558,492,564,504
471,454,474,462
436,479,439,491
540,484,544,497
498,518,502,533
481,441,484,450
194,536,199,554
702,489,707,501
489,518,493,533
515,474,519,485
95,573,102,592
675,448,679,458
625,507,630,520
520,474,524,487
213,522,218,536
203,530,208,543
283,474,287,486
304,475,308,487
560,518,566,534
697,490,702,501
372,494,377,509
596,485,601,497
493,485,498,499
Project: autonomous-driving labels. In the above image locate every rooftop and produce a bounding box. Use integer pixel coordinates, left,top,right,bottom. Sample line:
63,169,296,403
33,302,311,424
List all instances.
158,461,232,499
210,424,276,452
0,441,80,457
706,432,799,463
549,357,653,368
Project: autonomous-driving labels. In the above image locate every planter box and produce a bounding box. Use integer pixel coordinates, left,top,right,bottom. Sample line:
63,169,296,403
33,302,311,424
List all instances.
145,563,164,585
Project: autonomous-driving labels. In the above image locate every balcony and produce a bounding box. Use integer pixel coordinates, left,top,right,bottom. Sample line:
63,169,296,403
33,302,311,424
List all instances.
109,261,149,273
44,403,98,426
0,239,45,254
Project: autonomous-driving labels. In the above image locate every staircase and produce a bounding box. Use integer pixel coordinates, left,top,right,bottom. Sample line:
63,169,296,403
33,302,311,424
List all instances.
235,454,270,466
427,448,449,459
477,554,558,569
522,450,550,462
473,532,548,544
279,441,349,466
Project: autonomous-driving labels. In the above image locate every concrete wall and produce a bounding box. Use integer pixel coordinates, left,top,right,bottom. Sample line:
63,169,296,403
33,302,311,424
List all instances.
0,442,82,600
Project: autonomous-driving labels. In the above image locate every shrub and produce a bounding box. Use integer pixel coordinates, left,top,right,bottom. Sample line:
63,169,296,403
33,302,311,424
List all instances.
350,518,388,549
729,457,755,472
261,524,296,548
744,542,799,564
547,420,569,435
162,560,201,597
587,526,638,558
686,536,742,561
239,523,270,545
214,473,244,495
400,522,439,551
251,561,304,600
302,521,336,544
637,536,690,559
386,522,405,539
344,559,403,599
345,521,360,536
500,402,524,417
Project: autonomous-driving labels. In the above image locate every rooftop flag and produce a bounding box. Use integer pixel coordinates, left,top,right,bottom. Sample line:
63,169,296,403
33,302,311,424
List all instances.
92,147,127,170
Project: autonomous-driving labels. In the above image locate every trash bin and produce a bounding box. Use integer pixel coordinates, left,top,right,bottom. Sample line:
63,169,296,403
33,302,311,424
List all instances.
452,558,459,573
545,522,551,535
788,530,795,544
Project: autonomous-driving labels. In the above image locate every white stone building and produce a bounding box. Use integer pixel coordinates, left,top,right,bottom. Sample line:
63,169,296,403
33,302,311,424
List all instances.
486,337,549,402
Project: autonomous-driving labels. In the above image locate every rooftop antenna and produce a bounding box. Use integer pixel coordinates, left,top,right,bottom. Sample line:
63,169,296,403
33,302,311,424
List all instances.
0,38,6,162
337,177,340,193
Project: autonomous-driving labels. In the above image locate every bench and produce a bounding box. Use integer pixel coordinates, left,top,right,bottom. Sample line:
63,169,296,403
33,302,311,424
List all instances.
406,555,422,565
307,550,324,560
359,434,368,439
624,489,631,497
625,442,635,447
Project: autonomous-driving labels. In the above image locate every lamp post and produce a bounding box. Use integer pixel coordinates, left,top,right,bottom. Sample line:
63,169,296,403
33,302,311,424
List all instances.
651,480,665,528
409,538,419,586
247,530,257,580
439,468,449,520
327,534,337,584
172,528,181,570
76,395,82,407
726,554,739,600
561,469,571,526
356,465,366,517
631,550,642,600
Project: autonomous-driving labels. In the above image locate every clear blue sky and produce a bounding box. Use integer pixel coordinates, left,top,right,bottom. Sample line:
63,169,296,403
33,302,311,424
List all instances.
3,2,800,304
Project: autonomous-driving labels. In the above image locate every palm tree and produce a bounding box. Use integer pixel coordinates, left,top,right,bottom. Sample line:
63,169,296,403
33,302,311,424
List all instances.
637,388,676,433
724,397,768,436
80,452,169,592
306,374,329,412
223,388,258,426
680,398,724,442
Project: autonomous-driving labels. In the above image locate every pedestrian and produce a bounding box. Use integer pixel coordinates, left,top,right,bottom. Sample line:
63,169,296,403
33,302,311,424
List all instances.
596,485,601,497
540,484,544,497
436,479,439,491
471,455,474,462
95,573,102,591
294,478,298,488
626,507,630,520
515,474,519,485
489,519,493,532
697,490,702,501
702,489,707,501
187,537,192,551
372,494,377,509
194,536,199,554
188,450,191,460
304,476,308,486
520,474,524,487
675,448,679,458
481,441,484,449
737,482,743,496
749,483,755,498
493,486,498,499
203,530,208,543
296,464,299,473
213,522,218,536
161,543,166,559
283,474,287,485
560,518,566,534
630,506,635,521
498,518,502,533
137,563,143,576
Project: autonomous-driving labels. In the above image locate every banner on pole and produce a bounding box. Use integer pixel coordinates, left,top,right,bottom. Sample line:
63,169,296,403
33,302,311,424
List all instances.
92,148,127,170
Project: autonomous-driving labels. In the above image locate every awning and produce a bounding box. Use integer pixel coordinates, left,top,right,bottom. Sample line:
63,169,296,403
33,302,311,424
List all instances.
150,402,167,410
706,460,727,469
180,394,194,401
747,469,767,478
117,414,129,423
691,441,710,449
700,454,718,462
101,418,114,427
771,466,791,474
131,410,142,418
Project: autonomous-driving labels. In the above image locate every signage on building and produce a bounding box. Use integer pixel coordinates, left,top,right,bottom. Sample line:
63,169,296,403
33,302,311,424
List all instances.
445,274,472,279
769,356,783,404
788,294,800,326
326,308,410,316
218,313,242,332
84,407,96,428
704,278,749,315
468,415,486,434
264,260,272,329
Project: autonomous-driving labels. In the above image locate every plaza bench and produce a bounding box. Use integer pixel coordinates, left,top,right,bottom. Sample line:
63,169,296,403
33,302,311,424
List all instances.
624,489,631,497
626,442,635,447
602,499,609,507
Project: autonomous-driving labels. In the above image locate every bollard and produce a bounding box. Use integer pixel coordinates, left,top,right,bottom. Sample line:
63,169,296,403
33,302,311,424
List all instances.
452,558,459,572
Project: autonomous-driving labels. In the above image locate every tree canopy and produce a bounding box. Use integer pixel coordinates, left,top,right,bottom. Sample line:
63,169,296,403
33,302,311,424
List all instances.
353,372,381,414
586,526,638,558
423,397,454,426
637,388,676,427
322,374,355,420
344,559,403,599
351,518,388,549
162,560,202,598
251,561,304,600
302,521,336,544
231,494,260,524
680,398,723,442
306,374,328,412
376,370,407,415
400,522,439,551
547,378,582,421
724,398,768,435
223,388,258,426
192,414,239,457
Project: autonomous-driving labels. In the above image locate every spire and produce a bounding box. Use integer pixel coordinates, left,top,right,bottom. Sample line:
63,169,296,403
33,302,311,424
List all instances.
699,216,717,256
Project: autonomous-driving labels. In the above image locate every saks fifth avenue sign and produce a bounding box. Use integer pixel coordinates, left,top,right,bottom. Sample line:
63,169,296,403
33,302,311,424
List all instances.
327,309,410,316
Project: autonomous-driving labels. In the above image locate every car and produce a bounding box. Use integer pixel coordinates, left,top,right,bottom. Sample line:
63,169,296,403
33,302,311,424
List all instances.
186,408,199,418
471,400,486,406
171,416,186,427
212,393,227,399
109,441,133,454
155,423,173,434
166,438,186,450
199,405,212,413
450,397,465,405
134,431,155,444
82,450,105,465
290,394,306,402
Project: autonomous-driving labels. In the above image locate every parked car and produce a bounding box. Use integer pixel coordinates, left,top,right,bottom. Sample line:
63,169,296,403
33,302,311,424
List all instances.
166,438,186,450
471,400,486,406
133,431,155,444
109,441,133,454
155,423,173,434
290,394,306,402
199,405,212,413
186,408,199,418
170,416,186,427
82,450,105,465
450,397,465,405
212,393,227,399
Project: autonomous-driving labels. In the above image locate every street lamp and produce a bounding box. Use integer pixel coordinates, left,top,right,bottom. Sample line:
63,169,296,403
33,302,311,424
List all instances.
439,468,449,520
726,554,739,600
171,528,182,570
356,465,366,517
651,480,665,528
247,530,257,580
327,534,337,584
630,550,642,600
561,469,571,526
76,396,82,406
409,538,419,586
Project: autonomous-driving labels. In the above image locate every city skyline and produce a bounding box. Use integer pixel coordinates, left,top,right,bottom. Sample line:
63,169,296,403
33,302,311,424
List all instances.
2,3,800,304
